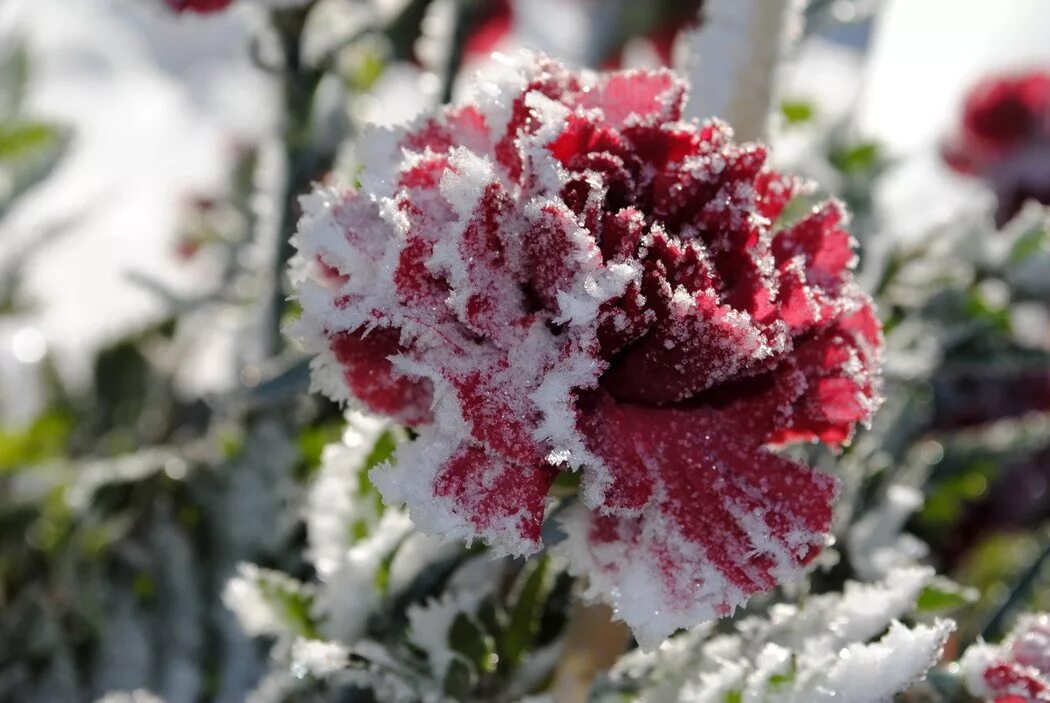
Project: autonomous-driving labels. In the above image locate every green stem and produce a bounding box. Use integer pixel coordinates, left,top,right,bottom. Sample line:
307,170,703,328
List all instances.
980,538,1050,642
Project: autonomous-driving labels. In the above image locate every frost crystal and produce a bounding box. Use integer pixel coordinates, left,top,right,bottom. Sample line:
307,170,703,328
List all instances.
291,53,883,648
961,612,1050,702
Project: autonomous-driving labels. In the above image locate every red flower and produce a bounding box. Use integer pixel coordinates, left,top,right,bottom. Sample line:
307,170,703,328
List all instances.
963,613,1050,702
943,70,1050,226
292,55,881,648
164,0,234,12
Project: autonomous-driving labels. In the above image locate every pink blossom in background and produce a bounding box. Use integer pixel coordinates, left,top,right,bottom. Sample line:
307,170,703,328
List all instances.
292,55,882,648
943,70,1050,226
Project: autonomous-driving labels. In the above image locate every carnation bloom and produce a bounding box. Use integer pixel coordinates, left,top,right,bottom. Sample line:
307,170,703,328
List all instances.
961,613,1050,702
943,70,1050,227
292,55,881,648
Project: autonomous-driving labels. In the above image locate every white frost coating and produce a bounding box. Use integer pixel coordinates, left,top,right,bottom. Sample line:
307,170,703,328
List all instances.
678,0,805,141
407,590,486,680
958,641,1000,698
289,638,350,678
306,412,390,577
772,566,935,652
318,511,414,643
223,563,310,638
847,483,930,581
812,620,954,703
604,568,953,702
553,503,746,652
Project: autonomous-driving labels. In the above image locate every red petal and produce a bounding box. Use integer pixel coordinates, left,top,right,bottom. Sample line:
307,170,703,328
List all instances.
602,289,780,404
773,201,854,292
329,328,433,426
569,391,837,646
433,445,557,551
576,69,686,126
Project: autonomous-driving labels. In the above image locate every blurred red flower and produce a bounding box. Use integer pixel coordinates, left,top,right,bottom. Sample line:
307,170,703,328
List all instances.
944,70,1050,226
164,0,234,12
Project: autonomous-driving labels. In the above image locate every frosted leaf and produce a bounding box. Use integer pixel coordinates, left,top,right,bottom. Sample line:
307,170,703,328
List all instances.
407,591,487,682
222,563,313,639
847,483,929,581
291,53,883,649
604,568,953,702
289,638,350,679
305,412,391,577
318,511,414,643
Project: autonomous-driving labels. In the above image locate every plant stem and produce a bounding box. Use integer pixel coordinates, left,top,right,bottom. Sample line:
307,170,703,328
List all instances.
264,5,333,358
981,538,1050,642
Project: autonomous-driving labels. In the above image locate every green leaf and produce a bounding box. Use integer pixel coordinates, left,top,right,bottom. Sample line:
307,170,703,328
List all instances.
295,420,345,480
502,555,549,671
443,657,474,699
724,691,742,703
0,410,73,473
829,141,881,174
916,577,978,612
780,100,815,126
352,49,386,92
256,572,319,639
1009,226,1049,264
0,121,61,162
448,612,497,677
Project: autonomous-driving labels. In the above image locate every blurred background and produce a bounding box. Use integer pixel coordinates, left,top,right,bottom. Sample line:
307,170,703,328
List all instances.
2,1,1050,701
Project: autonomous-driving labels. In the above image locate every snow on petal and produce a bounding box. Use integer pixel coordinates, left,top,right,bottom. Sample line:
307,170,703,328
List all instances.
961,612,1050,702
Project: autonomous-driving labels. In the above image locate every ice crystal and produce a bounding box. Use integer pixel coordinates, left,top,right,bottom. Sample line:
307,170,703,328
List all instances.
291,53,882,648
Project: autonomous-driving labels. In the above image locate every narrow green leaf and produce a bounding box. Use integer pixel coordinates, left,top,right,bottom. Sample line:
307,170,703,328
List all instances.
502,555,549,671
829,141,880,174
916,577,979,612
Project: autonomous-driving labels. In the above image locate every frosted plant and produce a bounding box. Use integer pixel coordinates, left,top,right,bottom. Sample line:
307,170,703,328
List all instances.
960,612,1050,701
290,52,882,649
847,483,929,581
599,566,953,702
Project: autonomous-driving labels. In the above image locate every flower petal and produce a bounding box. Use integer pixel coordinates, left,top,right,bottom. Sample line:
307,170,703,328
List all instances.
564,392,837,649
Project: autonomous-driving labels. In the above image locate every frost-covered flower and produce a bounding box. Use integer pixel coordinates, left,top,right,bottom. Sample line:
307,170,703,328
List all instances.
943,70,1050,226
961,612,1050,702
292,54,882,648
